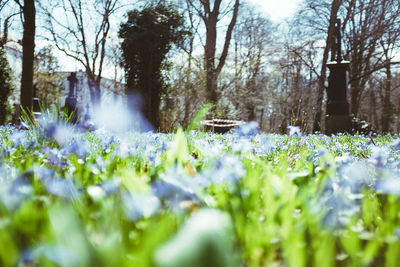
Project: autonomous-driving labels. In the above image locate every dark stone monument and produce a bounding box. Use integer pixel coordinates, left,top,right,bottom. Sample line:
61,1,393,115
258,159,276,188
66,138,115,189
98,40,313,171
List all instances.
325,18,352,135
32,84,41,118
32,97,41,118
64,72,79,123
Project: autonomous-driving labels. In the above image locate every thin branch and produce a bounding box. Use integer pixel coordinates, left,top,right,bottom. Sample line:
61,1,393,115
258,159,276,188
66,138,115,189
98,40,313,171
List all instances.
215,0,239,75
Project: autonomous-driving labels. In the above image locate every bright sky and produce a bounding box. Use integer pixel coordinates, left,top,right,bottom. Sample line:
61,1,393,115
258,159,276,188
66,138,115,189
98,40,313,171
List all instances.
246,0,303,22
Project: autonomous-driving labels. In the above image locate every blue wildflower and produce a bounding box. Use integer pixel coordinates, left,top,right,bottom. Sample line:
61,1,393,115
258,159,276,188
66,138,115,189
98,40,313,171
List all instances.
375,177,400,196
233,121,260,138
122,192,161,221
0,176,33,211
287,125,301,136
42,177,80,201
21,245,79,267
9,130,31,148
99,179,121,195
61,139,89,159
152,166,200,202
200,154,246,187
391,139,400,151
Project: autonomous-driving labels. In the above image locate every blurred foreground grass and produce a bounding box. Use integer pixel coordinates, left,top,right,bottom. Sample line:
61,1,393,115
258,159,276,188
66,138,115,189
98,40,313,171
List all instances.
1,122,400,266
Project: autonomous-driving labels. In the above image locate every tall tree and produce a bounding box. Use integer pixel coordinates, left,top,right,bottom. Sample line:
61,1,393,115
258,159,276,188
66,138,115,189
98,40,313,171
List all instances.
341,0,400,117
119,3,188,129
378,8,400,132
0,45,14,124
40,0,119,104
232,5,275,123
294,0,344,132
293,0,400,131
0,0,15,122
186,0,239,104
177,0,203,128
16,0,35,112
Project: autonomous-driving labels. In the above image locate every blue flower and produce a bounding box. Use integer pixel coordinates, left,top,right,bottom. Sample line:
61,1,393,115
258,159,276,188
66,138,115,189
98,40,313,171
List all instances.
287,125,301,136
99,179,121,195
317,184,362,229
315,160,377,229
375,177,400,196
233,121,260,138
21,245,79,266
152,166,200,202
200,154,246,187
122,192,161,221
61,139,89,159
42,177,80,201
231,137,253,154
391,139,400,151
0,176,33,211
369,146,390,169
43,147,66,168
9,130,32,148
253,135,275,156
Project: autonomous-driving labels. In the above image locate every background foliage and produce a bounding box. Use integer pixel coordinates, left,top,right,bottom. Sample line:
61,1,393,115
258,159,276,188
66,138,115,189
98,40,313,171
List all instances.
0,0,400,132
0,46,14,124
119,3,189,130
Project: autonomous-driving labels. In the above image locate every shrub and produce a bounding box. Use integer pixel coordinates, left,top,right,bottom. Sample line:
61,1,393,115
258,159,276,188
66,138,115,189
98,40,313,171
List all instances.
0,46,15,124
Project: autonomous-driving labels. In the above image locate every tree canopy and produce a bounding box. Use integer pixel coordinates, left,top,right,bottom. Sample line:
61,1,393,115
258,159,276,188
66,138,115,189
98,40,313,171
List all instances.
119,3,189,129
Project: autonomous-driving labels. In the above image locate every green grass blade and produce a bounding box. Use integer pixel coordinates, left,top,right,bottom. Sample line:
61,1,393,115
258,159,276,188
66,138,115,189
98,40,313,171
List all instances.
186,103,213,132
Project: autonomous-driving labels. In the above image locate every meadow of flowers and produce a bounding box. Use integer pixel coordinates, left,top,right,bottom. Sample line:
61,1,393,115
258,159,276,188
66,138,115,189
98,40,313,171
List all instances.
1,110,400,266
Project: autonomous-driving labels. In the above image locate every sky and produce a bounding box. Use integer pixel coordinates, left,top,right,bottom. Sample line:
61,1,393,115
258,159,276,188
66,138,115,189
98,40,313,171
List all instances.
56,0,305,76
246,0,303,22
3,0,305,79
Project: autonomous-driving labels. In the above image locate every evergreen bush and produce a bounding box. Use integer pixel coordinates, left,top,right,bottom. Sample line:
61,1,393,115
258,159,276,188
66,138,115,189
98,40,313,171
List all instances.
0,47,15,124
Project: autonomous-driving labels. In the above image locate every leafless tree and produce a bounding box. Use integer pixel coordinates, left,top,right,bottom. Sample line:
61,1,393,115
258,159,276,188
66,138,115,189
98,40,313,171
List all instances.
293,0,344,132
39,0,120,104
186,0,239,104
172,0,204,128
231,5,275,123
293,0,400,132
378,13,400,132
342,0,395,117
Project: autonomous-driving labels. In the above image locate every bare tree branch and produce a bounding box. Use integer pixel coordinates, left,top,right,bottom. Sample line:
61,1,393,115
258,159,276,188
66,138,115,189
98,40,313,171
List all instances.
39,0,120,103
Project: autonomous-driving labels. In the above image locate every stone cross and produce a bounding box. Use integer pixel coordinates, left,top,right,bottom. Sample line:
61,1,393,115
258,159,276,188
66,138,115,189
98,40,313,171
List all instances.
65,72,79,123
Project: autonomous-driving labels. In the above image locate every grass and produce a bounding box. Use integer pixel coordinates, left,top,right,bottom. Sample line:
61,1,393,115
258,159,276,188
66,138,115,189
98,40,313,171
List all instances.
1,119,400,266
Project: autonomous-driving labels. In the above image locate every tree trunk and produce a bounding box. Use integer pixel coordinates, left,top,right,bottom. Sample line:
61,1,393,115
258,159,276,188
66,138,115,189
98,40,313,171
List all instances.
20,0,35,112
201,0,239,104
350,82,360,117
369,89,378,128
87,78,101,106
381,62,392,132
204,15,218,103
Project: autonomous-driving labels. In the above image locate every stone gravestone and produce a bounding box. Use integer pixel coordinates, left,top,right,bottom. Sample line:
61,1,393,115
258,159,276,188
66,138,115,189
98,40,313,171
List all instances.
64,72,79,123
325,18,352,135
32,84,41,118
